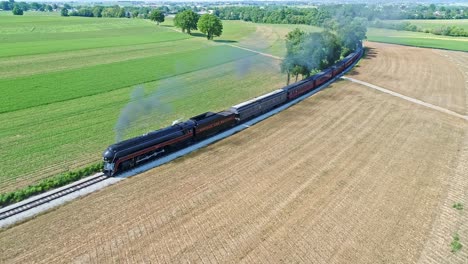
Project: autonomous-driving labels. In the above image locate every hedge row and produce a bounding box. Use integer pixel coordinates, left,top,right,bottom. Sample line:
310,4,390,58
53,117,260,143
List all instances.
0,162,103,208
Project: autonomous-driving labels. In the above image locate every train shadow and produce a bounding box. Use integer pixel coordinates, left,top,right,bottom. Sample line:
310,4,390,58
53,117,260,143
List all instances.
346,47,377,76
214,40,238,43
362,47,378,59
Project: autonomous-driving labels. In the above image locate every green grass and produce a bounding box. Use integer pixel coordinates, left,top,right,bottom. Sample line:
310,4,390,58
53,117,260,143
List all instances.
0,14,290,193
453,203,464,210
367,27,468,52
381,19,468,31
163,18,322,57
451,233,463,253
0,40,207,78
222,21,322,57
0,162,103,208
0,45,254,113
0,27,188,57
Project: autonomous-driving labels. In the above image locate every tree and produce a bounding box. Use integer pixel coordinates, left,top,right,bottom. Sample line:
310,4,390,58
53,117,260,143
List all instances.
281,28,344,85
197,14,223,40
149,10,164,25
92,6,103,18
12,6,23,15
1,1,11,10
117,7,125,18
336,16,367,53
174,10,199,34
320,30,342,68
281,28,306,84
61,7,68,17
45,4,52,12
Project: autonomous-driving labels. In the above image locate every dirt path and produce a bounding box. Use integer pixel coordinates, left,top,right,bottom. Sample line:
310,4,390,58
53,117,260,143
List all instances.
350,42,467,115
342,76,468,121
0,80,465,263
227,44,283,60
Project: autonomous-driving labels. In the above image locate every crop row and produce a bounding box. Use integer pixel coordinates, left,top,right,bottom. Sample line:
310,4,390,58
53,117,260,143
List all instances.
0,45,253,113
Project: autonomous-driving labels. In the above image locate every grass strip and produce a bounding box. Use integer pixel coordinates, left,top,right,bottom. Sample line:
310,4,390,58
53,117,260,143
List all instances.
0,162,103,208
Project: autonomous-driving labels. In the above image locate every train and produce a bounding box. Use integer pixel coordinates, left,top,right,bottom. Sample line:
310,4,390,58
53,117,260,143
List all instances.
102,46,364,176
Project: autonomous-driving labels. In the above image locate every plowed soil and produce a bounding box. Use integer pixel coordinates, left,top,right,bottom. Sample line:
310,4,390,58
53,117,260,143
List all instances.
350,41,468,115
0,43,467,263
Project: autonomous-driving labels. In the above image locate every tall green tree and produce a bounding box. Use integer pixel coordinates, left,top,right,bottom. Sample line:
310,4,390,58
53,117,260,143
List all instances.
281,28,306,84
174,10,199,34
281,28,344,85
197,14,223,40
12,6,23,15
149,10,165,25
320,30,342,68
336,16,367,54
61,7,68,16
92,6,103,18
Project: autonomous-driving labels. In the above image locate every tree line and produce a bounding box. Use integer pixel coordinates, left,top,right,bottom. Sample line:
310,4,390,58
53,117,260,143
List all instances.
211,4,466,26
281,16,366,84
372,20,468,37
1,0,56,13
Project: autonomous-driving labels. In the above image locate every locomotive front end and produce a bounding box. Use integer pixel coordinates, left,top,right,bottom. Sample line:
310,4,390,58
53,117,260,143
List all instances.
102,148,116,176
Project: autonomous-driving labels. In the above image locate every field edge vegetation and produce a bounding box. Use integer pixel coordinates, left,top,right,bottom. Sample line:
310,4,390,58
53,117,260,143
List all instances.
0,162,102,208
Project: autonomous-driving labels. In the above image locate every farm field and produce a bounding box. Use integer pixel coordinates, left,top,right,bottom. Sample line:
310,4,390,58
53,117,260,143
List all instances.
367,27,468,52
350,41,467,115
228,21,322,57
381,19,468,31
162,18,322,57
0,14,294,192
0,75,466,262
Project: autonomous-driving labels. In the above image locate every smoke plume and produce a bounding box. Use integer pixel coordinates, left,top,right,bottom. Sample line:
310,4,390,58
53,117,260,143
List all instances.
114,85,171,142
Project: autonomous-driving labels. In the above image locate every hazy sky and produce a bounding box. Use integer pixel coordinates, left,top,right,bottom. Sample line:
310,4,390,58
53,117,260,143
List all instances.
13,0,468,4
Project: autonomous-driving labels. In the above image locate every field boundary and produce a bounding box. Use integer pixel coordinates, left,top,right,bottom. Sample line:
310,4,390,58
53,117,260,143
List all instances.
366,38,468,53
342,76,468,121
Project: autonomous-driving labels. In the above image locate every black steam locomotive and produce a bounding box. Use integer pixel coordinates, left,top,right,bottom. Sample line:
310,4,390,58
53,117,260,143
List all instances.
103,47,363,176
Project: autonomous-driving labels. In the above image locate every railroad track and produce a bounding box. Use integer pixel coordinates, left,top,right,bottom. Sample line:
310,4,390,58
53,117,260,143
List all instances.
0,174,108,221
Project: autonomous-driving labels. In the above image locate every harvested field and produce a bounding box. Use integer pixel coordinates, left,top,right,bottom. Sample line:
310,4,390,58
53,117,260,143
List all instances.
350,41,467,115
1,78,466,263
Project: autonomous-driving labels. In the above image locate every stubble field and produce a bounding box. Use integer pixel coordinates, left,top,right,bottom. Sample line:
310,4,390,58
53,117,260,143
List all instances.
1,42,466,263
350,41,467,115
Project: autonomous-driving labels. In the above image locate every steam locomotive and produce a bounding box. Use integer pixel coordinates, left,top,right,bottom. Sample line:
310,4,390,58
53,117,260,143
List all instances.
103,47,363,176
